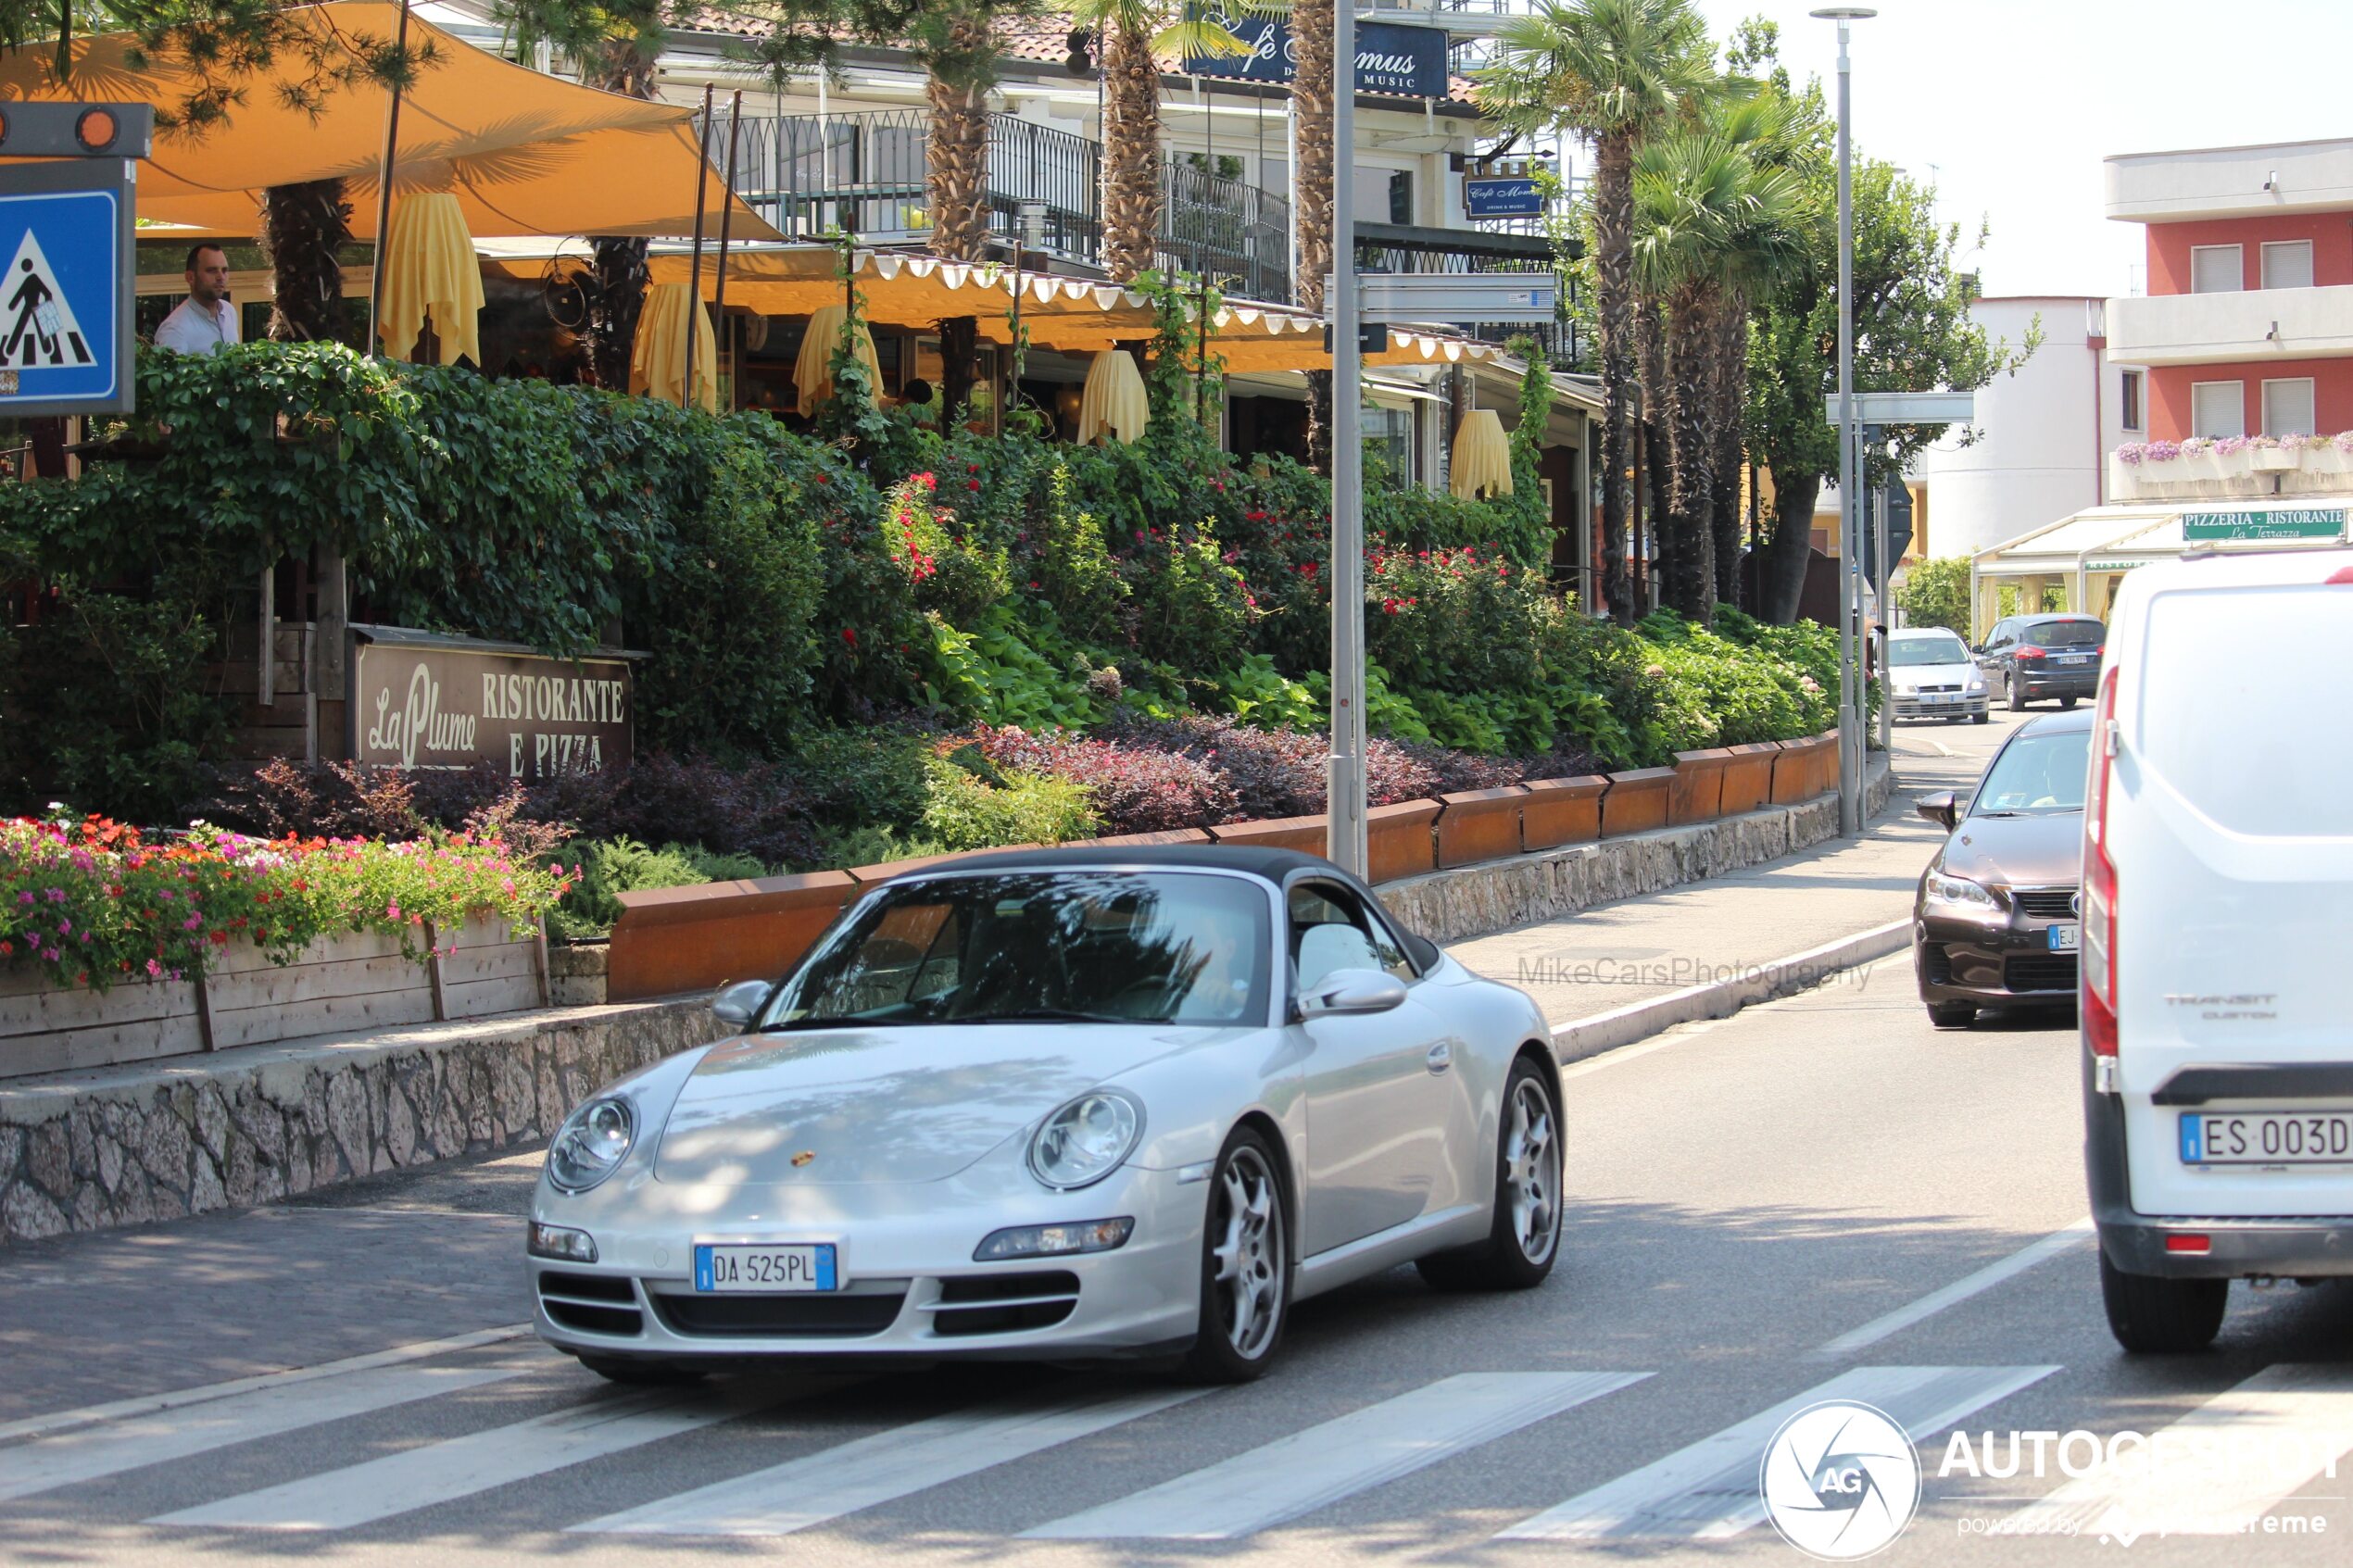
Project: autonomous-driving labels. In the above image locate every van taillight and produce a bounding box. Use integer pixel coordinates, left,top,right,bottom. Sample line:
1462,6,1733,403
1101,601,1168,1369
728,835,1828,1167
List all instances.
2082,666,2120,1057
2017,645,2046,660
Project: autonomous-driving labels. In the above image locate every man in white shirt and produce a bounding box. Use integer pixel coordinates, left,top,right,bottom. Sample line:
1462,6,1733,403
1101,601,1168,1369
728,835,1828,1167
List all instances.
153,244,238,355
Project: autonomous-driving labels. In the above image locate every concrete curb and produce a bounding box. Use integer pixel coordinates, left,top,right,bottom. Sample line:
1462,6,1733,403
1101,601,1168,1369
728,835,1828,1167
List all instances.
1551,917,1913,1065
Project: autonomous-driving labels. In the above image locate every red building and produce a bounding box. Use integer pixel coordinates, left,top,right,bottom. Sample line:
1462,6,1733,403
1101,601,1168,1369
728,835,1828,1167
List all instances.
2105,137,2353,444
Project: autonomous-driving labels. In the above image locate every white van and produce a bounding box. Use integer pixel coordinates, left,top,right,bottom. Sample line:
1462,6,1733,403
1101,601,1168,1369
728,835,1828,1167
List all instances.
2083,546,2353,1352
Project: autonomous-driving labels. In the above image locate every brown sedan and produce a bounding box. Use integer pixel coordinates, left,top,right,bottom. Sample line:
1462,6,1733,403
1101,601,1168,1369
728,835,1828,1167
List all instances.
1912,710,2093,1028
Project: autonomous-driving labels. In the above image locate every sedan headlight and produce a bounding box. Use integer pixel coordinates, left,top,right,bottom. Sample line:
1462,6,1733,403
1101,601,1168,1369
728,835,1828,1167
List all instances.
1027,1089,1144,1190
1964,673,1986,693
1924,871,1999,911
547,1096,636,1193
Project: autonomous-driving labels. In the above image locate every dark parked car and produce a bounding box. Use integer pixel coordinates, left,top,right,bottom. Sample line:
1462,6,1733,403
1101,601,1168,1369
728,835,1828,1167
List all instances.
1974,613,2105,710
1912,709,2092,1028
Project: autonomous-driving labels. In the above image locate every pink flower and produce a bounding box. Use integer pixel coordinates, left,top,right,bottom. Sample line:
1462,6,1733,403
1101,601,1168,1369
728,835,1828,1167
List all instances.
146,959,162,978
182,916,201,931
385,901,401,920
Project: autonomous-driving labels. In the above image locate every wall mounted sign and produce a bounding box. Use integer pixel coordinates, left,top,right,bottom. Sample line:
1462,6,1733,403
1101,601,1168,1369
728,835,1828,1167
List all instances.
349,627,635,780
2180,507,2347,542
1185,14,1451,100
1464,176,1545,220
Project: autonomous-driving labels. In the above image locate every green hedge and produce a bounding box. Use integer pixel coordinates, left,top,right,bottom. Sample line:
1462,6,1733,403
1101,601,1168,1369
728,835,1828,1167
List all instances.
0,342,1838,820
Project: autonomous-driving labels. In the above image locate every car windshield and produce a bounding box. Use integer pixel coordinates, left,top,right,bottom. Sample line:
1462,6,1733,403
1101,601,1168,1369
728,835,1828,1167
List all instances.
1972,728,2093,816
1889,633,1970,667
2022,620,2104,648
759,871,1271,1029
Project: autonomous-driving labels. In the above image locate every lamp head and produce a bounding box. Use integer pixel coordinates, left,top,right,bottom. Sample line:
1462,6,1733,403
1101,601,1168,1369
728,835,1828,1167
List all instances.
1808,6,1879,16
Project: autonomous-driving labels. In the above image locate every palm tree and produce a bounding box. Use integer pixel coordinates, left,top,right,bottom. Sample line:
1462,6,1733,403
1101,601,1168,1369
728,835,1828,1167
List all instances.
260,180,354,343
1291,0,1335,470
1073,1,1254,283
902,3,1007,427
1478,0,1713,625
1629,123,1802,622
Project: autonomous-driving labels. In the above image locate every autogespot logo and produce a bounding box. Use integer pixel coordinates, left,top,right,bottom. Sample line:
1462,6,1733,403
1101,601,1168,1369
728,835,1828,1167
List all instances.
1759,1400,1923,1560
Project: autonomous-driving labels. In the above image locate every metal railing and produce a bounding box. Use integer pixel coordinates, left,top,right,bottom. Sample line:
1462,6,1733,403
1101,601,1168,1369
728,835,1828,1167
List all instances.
1158,159,1293,305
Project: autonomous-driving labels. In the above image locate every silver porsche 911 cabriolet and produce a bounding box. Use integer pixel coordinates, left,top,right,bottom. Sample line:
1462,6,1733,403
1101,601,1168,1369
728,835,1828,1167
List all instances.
527,846,1563,1384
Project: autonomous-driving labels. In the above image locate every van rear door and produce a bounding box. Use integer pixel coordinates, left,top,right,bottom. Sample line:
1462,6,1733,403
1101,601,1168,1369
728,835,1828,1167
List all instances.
2112,556,2353,1218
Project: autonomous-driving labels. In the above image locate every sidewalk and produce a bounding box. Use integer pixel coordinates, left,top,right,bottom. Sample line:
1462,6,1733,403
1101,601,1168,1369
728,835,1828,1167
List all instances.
1448,727,1982,1030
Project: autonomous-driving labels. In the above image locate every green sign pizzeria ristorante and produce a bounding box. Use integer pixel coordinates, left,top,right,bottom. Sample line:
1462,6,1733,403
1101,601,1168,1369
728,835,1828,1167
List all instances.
2179,507,2347,542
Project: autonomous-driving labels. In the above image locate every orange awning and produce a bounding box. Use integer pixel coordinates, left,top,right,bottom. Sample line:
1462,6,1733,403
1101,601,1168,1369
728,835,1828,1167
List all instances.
0,1,779,242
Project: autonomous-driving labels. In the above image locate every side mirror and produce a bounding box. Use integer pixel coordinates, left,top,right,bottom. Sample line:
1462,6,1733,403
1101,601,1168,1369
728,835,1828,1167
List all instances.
1915,789,1960,831
1297,967,1408,1019
711,979,771,1031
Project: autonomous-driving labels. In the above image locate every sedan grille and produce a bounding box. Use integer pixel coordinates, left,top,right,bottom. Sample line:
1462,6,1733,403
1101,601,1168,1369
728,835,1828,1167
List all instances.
538,1271,644,1337
928,1271,1081,1338
2011,888,2078,920
650,1289,906,1338
2004,954,2078,993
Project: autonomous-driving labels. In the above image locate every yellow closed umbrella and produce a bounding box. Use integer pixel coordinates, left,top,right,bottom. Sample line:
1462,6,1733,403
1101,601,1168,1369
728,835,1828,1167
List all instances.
792,305,883,412
630,282,719,412
1450,408,1515,500
1076,350,1148,445
378,194,484,366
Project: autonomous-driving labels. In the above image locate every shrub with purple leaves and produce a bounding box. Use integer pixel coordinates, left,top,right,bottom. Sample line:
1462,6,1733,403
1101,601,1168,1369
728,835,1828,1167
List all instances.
967,725,1238,836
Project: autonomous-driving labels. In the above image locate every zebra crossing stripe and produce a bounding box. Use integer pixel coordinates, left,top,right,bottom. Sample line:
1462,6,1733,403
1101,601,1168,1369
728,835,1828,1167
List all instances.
1498,1364,2058,1541
1999,1364,2353,1539
0,1360,537,1505
1024,1370,1651,1539
149,1382,799,1530
573,1384,1211,1537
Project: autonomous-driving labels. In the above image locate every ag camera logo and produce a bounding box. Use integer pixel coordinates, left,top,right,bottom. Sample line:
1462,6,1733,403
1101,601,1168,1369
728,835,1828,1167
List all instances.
1759,1400,1922,1559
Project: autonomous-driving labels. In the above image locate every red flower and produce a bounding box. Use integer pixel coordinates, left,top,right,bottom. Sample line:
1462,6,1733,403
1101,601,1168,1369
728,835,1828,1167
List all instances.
967,478,981,491
842,627,858,647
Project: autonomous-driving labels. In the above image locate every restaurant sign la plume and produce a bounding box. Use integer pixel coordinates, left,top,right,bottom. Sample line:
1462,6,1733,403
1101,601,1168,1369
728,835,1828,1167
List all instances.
349,627,635,779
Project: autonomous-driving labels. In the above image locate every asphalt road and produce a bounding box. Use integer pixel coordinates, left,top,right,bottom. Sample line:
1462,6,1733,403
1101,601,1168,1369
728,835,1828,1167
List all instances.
9,701,2344,1567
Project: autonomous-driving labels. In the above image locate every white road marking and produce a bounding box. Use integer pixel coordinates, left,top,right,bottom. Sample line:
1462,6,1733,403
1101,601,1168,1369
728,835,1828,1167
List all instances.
1811,1220,2095,1360
152,1384,792,1530
1024,1370,1650,1539
1999,1365,2353,1538
0,1323,534,1446
0,1359,538,1504
573,1384,1211,1537
1498,1364,2058,1541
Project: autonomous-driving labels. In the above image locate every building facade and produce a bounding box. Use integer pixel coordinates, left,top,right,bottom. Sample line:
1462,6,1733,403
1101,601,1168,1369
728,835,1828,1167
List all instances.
2104,136,2353,444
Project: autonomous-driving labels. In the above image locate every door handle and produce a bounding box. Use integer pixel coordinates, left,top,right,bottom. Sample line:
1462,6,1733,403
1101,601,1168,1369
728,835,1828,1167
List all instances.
1426,1042,1453,1074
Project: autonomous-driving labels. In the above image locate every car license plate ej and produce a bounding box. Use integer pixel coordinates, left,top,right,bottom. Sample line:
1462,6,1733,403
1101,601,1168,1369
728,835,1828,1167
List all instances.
2047,923,2079,951
2182,1112,2353,1165
694,1243,837,1292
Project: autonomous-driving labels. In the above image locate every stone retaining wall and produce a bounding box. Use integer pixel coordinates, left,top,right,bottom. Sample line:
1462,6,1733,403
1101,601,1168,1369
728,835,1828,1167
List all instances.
0,998,704,1244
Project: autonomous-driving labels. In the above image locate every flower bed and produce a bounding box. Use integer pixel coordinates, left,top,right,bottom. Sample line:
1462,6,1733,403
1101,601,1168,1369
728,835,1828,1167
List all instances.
1,816,573,1078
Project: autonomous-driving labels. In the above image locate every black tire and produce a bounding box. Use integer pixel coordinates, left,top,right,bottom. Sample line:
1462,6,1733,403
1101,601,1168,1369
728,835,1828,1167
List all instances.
2007,672,2028,712
1418,1056,1563,1293
2100,1250,2226,1354
2059,695,2080,709
1176,1127,1291,1384
1972,711,1991,724
1926,1000,1977,1029
578,1355,709,1386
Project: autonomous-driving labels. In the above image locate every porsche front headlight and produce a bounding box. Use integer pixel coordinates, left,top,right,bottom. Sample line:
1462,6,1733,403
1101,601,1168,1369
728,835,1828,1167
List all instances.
1027,1089,1143,1190
547,1096,636,1194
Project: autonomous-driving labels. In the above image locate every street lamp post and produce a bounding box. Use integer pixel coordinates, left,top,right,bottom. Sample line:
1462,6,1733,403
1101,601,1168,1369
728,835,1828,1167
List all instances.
1812,6,1874,837
1328,3,1368,876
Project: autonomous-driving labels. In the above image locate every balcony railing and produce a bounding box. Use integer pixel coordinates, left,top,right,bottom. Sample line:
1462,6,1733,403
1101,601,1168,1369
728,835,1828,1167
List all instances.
1354,221,1580,369
2105,283,2353,368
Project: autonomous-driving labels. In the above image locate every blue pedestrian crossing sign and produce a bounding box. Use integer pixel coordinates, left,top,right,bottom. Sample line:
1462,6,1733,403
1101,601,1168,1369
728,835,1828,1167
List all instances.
0,159,137,417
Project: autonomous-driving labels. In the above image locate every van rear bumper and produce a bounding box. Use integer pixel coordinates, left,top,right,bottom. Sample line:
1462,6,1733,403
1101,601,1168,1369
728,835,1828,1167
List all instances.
2084,1049,2353,1278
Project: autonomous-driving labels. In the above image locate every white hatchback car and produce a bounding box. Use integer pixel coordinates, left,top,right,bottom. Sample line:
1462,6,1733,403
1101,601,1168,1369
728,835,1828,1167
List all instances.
1883,627,1990,723
2082,546,2353,1352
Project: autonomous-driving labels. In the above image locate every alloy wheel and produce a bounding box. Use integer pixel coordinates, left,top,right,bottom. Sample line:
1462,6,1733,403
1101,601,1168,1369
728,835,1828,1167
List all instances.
1504,1076,1561,1266
1209,1145,1284,1360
